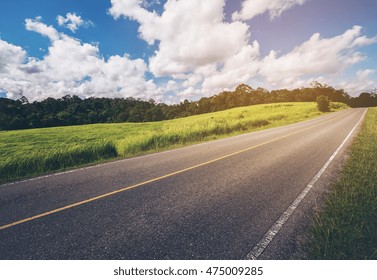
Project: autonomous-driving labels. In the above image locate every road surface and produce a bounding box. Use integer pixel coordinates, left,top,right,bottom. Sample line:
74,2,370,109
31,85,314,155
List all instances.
0,108,367,259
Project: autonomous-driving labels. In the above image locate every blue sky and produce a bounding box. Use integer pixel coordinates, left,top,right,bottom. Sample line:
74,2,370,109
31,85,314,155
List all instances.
0,0,376,102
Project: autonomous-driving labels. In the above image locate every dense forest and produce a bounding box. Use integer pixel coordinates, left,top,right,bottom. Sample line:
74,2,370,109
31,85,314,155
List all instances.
1,83,376,130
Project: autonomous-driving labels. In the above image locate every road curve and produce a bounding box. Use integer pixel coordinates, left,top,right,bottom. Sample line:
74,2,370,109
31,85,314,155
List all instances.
0,108,367,259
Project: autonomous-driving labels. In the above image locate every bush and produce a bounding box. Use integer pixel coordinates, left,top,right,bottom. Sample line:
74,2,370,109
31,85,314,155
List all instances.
317,95,330,112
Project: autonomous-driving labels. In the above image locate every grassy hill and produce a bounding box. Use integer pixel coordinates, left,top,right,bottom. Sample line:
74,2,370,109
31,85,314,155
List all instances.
0,102,348,183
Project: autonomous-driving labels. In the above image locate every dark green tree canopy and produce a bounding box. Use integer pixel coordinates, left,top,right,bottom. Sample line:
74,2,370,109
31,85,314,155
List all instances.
1,84,376,131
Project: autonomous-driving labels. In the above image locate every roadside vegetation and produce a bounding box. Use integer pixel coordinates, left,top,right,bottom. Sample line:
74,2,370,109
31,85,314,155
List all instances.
0,102,347,184
316,95,330,112
307,107,377,259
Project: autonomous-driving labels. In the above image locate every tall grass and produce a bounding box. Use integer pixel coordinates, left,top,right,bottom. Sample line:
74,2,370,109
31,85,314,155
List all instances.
117,117,271,155
307,107,377,259
0,102,348,183
0,141,116,182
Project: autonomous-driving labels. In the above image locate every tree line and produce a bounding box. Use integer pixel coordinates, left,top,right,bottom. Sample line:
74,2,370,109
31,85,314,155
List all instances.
1,83,376,130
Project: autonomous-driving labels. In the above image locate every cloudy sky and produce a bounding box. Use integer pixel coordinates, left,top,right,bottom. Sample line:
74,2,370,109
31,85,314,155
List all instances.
0,0,376,103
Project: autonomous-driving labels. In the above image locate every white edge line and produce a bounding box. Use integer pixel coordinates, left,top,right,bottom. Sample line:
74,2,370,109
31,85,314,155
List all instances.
0,109,350,188
245,108,368,260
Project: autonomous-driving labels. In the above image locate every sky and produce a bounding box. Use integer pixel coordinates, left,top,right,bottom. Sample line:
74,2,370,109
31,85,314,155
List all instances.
0,0,376,103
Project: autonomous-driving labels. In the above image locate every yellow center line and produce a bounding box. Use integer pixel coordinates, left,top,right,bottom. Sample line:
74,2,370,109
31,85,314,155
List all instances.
0,111,348,231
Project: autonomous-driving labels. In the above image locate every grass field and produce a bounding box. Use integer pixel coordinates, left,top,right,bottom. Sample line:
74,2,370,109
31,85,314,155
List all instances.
307,107,377,259
0,102,347,183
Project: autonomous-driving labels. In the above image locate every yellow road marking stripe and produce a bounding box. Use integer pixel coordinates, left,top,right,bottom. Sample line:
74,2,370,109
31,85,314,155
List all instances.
0,111,348,231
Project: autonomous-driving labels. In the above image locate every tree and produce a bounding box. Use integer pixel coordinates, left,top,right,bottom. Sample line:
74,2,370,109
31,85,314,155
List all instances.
316,95,330,112
0,82,367,131
145,106,164,121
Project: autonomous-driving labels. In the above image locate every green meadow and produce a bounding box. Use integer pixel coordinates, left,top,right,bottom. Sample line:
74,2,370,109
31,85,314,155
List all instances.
0,102,347,183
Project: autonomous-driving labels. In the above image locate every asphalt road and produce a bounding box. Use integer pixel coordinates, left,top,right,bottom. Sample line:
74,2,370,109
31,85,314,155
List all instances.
0,108,367,259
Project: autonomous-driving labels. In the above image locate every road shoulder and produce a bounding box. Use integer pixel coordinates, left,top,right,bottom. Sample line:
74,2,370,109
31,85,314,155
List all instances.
256,120,361,260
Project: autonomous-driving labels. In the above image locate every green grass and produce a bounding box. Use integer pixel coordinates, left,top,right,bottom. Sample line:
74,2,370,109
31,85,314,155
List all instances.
0,102,348,184
307,107,377,259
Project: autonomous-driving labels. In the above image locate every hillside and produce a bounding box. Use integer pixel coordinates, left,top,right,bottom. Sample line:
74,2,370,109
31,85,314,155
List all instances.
1,83,375,131
0,102,348,184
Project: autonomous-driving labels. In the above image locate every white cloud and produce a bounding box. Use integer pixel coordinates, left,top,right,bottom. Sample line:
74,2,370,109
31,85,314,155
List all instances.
258,26,374,88
109,0,250,77
232,0,306,21
356,69,375,81
202,42,261,91
25,17,60,40
107,0,312,97
2,3,377,103
164,80,178,92
351,35,377,48
177,86,201,100
0,17,159,101
337,69,377,96
177,25,377,97
57,12,94,33
0,39,26,73
109,0,377,99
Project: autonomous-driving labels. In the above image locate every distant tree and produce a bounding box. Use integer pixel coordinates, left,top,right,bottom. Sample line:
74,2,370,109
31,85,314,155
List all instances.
0,82,368,131
317,95,330,112
18,96,29,105
145,106,164,121
358,92,373,107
